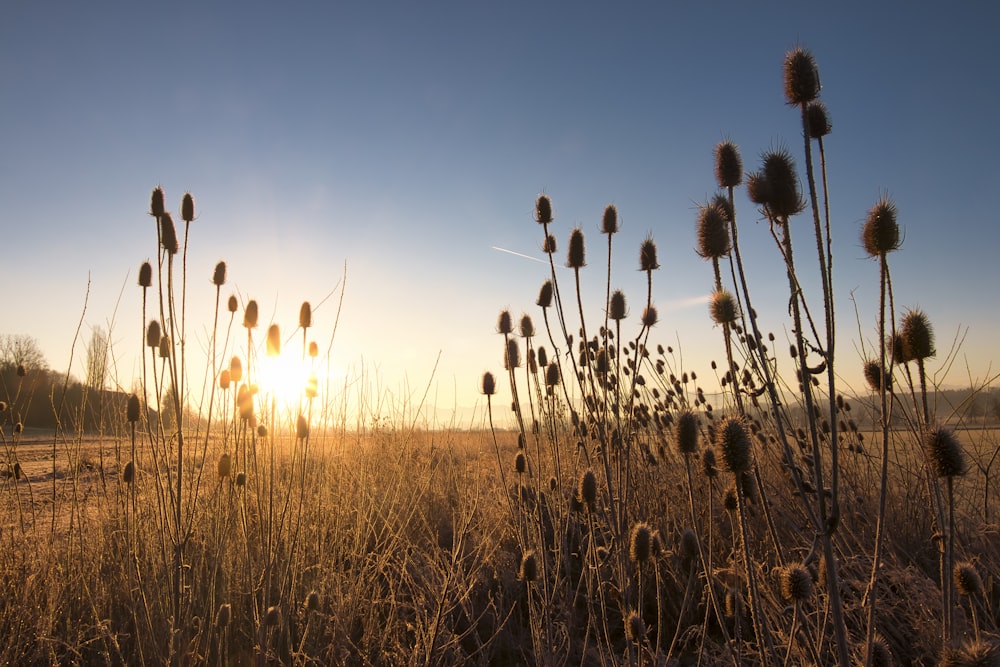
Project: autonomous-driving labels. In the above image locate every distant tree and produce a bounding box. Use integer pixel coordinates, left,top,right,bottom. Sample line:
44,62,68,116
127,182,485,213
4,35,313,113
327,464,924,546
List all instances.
0,333,48,374
85,326,109,392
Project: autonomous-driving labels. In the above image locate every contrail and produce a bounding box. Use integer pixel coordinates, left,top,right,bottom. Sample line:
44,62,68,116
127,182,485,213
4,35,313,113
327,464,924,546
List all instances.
492,246,546,263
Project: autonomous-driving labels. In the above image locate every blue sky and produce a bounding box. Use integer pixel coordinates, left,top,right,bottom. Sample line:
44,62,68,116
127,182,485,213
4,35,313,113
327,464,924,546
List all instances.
2,2,998,425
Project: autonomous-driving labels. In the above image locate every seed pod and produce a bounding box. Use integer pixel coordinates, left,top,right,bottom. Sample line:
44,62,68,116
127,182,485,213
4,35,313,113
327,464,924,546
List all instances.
537,347,548,368
601,204,619,234
567,228,586,269
138,261,153,288
519,314,534,338
244,300,259,329
159,335,171,358
497,309,513,335
676,410,699,454
806,101,832,138
235,472,246,487
954,562,983,597
784,46,821,105
265,606,280,626
297,415,309,440
641,306,658,328
306,591,320,612
218,453,231,479
519,550,538,582
481,372,496,396
227,295,238,313
625,611,646,642
127,394,140,423
535,195,552,224
639,236,659,271
535,281,553,309
714,140,743,188
542,233,557,254
160,212,178,255
697,202,731,259
123,461,135,484
229,356,243,383
150,186,166,217
862,197,900,257
181,193,195,222
578,469,597,511
545,362,560,387
901,309,934,361
717,416,751,474
710,290,739,325
308,341,318,358
863,360,891,392
514,451,526,474
212,261,227,287
299,302,312,329
629,522,652,564
870,636,893,667
504,339,521,370
747,171,771,207
609,290,627,321
219,369,231,390
146,320,162,348
761,148,804,219
924,426,966,478
266,324,280,356
702,447,718,478
680,528,699,571
780,564,815,601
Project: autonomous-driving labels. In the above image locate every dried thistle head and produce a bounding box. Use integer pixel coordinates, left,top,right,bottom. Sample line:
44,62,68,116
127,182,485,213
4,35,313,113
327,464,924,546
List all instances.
123,461,135,484
159,335,171,358
519,550,538,582
243,300,259,329
710,290,739,325
940,641,1000,667
863,197,901,257
265,606,280,627
761,148,804,218
863,360,892,392
578,468,597,511
229,356,243,383
901,309,934,361
227,294,238,313
697,201,731,259
160,212,179,255
639,236,659,271
869,635,893,667
146,320,161,348
181,192,195,223
629,522,652,564
299,301,312,329
715,140,743,188
542,233,557,254
138,261,153,288
480,371,496,396
308,341,318,358
680,528,699,571
641,305,658,328
497,309,513,335
567,228,586,269
536,281,553,309
601,204,619,234
504,338,521,370
954,562,983,597
609,290,627,321
150,186,165,218
217,453,231,479
266,324,281,356
127,394,140,423
806,101,832,138
519,314,534,338
702,447,718,478
924,426,966,478
675,410,699,454
717,416,751,474
780,564,815,602
746,170,771,207
545,362,560,387
625,611,646,642
784,46,821,106
297,414,309,440
535,195,553,224
219,369,231,390
514,451,526,474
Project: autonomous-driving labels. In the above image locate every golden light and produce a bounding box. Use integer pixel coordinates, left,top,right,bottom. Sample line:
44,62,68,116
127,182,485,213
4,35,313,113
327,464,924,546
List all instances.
259,352,317,414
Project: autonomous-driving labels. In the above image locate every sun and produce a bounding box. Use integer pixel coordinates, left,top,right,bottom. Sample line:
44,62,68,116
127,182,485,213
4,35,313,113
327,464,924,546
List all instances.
257,351,321,415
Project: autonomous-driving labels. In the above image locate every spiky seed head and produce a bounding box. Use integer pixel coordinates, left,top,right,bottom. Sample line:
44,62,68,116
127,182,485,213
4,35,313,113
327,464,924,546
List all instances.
296,414,309,439
762,148,804,218
629,522,652,564
218,453,231,479
536,280,553,309
229,356,243,383
863,360,892,392
784,46,821,105
747,171,771,206
535,195,553,224
219,369,231,390
862,197,901,257
676,410,699,454
299,302,312,329
609,290,627,321
641,305,658,328
306,591,320,612
158,335,171,358
227,294,238,313
954,562,983,597
542,233,557,254
806,101,832,138
216,603,231,628
545,362,560,387
639,236,659,271
243,300,259,329
715,140,743,188
702,447,718,478
519,550,538,582
537,346,548,368
723,485,739,511
901,309,935,361
308,341,318,358
717,416,751,474
697,202,731,259
146,320,161,348
160,212,178,254
515,451,526,474
710,290,739,325
265,605,280,626
890,333,910,365
519,314,534,338
601,204,619,234
504,339,521,370
567,228,586,269
924,426,966,478
235,471,246,486
123,460,135,484
138,261,153,288
870,635,893,667
940,641,1000,667
481,371,496,396
181,192,195,222
266,324,280,356
780,564,815,601
150,186,166,217
497,309,513,334
127,394,140,423
625,611,646,642
211,261,227,287
579,468,598,510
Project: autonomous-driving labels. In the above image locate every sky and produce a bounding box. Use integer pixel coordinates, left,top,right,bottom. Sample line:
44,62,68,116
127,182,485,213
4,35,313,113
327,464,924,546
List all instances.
2,2,999,428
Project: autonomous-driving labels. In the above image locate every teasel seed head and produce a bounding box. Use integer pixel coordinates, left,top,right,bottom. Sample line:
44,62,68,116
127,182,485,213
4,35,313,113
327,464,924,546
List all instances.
497,309,513,334
244,300,259,329
236,471,246,486
219,369,231,390
578,468,598,511
715,140,743,188
227,295,238,313
150,186,165,218
761,148,804,218
862,197,900,257
780,564,814,602
305,590,320,612
138,261,152,288
697,201,731,259
519,314,534,338
216,603,231,628
545,362,560,387
127,394,140,423
515,451,526,474
567,228,586,269
542,233,557,254
806,101,832,138
601,204,619,235
160,212,178,255
265,605,280,626
211,261,227,287
702,447,718,478
218,453,231,479
940,641,1000,667
123,461,135,484
536,281,553,309
784,46,821,106
675,410,699,454
535,194,553,224
256,423,266,437
229,356,243,383
481,371,496,396
309,341,319,358
747,170,771,207
870,635,893,667
609,290,627,321
863,360,892,392
519,550,538,582
504,338,521,370
299,301,312,329
641,305,658,328
639,235,659,271
901,309,935,361
890,333,910,364
680,528,699,570
723,485,739,512
924,426,966,478
954,562,983,597
159,335,171,358
625,611,646,642
537,346,548,368
710,290,739,325
717,416,751,474
237,384,253,420
146,320,161,348
266,324,281,356
629,522,652,564
181,192,195,222
297,414,309,440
